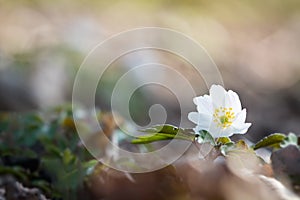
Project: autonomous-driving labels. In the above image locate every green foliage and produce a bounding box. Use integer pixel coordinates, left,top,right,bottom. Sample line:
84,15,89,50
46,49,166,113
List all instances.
252,133,286,150
217,137,232,145
131,124,195,144
131,126,236,149
131,126,226,146
0,105,98,199
2,106,298,200
280,133,299,148
196,130,216,145
253,133,299,150
220,140,250,156
220,142,235,156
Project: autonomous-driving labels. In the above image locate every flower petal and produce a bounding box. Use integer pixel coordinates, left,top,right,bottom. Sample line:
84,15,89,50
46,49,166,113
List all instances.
233,109,247,125
210,85,226,108
208,124,223,138
208,124,233,138
218,129,235,137
225,90,242,112
188,112,200,124
232,123,252,134
193,94,213,114
231,109,251,133
189,85,251,138
188,112,212,131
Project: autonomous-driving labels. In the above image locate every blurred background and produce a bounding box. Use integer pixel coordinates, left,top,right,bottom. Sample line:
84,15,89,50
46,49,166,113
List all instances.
1,0,300,142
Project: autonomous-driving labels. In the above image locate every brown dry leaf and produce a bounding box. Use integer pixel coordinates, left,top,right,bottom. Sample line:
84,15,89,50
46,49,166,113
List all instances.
175,144,299,200
82,112,124,158
271,145,300,194
85,163,190,200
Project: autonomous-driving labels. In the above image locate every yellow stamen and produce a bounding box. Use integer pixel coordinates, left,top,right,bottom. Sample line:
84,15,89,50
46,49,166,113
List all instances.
213,107,235,129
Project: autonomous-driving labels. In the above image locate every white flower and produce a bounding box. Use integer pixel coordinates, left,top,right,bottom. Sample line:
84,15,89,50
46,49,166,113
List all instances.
188,85,251,138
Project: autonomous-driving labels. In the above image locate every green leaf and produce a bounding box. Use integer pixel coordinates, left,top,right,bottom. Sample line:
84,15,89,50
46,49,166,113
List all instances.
197,130,215,145
31,180,52,194
132,133,175,144
62,148,76,166
131,124,195,144
140,124,180,135
280,133,299,148
253,133,286,150
83,159,98,169
83,159,99,175
44,143,62,158
220,140,251,156
220,142,235,156
0,166,28,181
217,137,232,145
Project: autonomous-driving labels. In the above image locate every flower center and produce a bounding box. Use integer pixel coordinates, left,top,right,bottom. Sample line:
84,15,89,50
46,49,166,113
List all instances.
213,107,235,129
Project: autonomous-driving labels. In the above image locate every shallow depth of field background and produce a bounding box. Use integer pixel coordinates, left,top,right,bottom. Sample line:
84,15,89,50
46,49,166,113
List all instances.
1,0,300,142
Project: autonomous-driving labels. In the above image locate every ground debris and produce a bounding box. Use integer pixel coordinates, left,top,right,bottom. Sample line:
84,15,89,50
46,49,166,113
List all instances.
0,175,49,200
